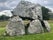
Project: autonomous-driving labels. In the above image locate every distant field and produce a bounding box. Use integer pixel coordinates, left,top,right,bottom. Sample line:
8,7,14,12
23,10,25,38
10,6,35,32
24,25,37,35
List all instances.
0,20,53,40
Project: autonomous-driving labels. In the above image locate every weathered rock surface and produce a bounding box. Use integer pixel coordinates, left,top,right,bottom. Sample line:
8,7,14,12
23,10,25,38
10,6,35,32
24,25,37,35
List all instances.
43,20,50,32
28,19,44,34
5,1,51,36
13,1,42,20
6,16,25,36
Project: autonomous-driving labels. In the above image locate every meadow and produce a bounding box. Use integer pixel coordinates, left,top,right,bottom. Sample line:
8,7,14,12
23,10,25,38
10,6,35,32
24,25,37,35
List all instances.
0,20,53,40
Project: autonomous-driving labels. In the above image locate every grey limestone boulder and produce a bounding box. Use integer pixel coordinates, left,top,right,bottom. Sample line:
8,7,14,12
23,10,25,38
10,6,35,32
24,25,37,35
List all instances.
43,20,50,32
5,16,25,36
13,1,42,20
28,19,44,34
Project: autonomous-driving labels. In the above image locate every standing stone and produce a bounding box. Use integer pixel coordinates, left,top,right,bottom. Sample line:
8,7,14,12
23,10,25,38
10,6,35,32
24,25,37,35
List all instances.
28,19,44,34
13,1,42,20
43,20,50,32
6,16,25,36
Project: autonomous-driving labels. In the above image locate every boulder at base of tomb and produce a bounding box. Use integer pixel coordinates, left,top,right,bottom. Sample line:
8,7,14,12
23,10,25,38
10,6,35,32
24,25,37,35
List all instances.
5,16,25,36
43,20,50,32
28,19,44,34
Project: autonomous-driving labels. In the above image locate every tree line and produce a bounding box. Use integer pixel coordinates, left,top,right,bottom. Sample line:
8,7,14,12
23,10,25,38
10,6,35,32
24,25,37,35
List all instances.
42,6,51,20
0,15,10,21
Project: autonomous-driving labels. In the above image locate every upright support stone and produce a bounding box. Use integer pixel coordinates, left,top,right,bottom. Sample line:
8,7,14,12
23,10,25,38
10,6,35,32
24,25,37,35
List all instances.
28,19,44,34
5,16,25,36
43,20,50,32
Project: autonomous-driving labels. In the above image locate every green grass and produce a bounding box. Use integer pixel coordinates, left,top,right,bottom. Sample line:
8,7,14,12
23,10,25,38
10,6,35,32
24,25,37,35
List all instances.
0,21,53,40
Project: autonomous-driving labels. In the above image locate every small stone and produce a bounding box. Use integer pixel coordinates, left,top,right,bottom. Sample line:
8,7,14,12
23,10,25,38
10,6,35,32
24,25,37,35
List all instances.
43,20,50,32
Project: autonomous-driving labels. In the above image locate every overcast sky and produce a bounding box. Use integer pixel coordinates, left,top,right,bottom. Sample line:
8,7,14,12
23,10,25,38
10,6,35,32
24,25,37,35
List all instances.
0,0,53,11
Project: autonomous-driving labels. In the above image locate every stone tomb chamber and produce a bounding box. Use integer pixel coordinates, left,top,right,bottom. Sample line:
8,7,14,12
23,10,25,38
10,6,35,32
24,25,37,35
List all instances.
5,1,50,36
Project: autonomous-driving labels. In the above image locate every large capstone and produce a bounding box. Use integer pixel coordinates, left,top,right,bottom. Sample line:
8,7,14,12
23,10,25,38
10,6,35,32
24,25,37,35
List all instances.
28,19,44,34
5,16,25,36
13,1,42,20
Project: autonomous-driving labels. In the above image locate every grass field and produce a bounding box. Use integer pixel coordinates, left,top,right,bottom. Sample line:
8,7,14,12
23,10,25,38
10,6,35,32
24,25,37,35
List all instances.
0,20,53,40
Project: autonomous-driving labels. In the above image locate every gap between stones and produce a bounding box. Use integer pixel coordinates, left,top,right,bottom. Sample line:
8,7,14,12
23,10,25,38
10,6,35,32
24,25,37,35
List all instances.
19,16,48,34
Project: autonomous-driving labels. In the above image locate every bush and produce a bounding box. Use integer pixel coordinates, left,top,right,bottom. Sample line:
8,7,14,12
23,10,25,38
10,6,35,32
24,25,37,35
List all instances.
42,6,50,20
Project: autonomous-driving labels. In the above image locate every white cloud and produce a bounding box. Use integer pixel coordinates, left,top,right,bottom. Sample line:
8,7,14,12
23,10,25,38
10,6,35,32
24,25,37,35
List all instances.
44,1,49,4
4,0,21,9
0,10,12,17
0,0,53,11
